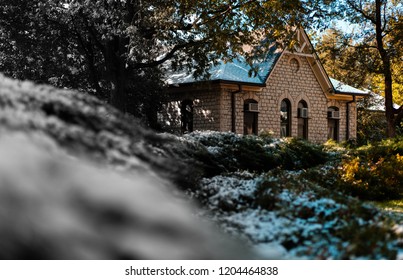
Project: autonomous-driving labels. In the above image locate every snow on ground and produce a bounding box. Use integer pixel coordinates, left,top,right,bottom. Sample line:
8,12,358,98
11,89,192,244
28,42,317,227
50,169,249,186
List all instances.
192,172,403,259
181,131,403,259
2,75,402,260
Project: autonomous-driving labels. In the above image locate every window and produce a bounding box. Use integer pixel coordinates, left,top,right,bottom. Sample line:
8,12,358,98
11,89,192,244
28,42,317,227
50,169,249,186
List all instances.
243,99,258,135
181,99,193,133
297,100,308,139
327,107,340,141
290,58,300,72
280,99,291,137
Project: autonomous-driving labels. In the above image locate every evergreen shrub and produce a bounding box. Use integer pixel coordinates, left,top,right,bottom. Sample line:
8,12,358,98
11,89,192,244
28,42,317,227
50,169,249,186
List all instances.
185,132,329,174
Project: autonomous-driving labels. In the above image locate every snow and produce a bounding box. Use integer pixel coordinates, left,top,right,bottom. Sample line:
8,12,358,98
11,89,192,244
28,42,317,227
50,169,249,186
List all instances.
1,74,403,260
180,131,403,259
190,166,403,259
330,77,369,95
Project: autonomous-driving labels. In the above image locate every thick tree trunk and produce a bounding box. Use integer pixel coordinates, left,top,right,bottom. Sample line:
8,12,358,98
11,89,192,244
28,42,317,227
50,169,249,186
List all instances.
104,36,130,113
384,72,396,137
375,0,396,137
110,72,129,113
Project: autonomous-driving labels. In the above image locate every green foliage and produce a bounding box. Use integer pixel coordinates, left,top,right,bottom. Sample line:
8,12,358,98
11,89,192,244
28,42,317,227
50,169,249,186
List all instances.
175,113,398,205
336,138,403,201
0,0,323,122
253,177,284,211
316,0,403,137
210,169,402,259
376,199,403,214
279,138,328,169
186,132,329,174
356,94,403,145
314,28,374,89
357,107,388,146
282,171,398,258
336,221,398,259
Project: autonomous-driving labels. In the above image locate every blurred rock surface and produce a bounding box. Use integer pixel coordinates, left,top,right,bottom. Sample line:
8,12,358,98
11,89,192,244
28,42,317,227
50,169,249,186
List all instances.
0,74,254,259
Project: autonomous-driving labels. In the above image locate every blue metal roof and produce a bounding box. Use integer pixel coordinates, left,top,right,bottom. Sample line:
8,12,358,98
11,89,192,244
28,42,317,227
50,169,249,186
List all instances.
208,51,281,85
167,46,281,86
167,49,367,98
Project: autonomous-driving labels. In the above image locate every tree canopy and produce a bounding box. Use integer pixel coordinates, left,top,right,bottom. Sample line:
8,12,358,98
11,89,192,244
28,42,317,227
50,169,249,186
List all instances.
316,0,403,137
0,0,329,127
1,0,402,136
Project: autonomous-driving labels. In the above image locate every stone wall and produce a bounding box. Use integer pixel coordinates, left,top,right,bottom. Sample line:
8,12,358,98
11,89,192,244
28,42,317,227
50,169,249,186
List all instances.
218,53,357,143
162,53,358,142
159,89,221,134
260,53,329,142
327,99,358,141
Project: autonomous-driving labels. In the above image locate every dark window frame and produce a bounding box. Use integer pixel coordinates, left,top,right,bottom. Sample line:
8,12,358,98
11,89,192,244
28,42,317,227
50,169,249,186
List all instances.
280,99,291,137
297,100,308,140
243,99,259,135
327,106,340,141
181,99,193,133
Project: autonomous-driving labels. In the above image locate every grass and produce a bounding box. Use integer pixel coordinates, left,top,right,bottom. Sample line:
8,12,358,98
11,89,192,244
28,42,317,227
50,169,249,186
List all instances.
372,199,403,224
375,199,403,212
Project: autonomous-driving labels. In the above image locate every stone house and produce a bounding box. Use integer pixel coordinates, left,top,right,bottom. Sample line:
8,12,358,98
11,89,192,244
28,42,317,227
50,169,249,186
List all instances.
160,28,368,143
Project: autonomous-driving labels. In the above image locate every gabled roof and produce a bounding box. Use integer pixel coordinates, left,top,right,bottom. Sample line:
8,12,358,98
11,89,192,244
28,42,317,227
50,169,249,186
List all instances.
167,28,368,98
167,46,281,86
330,78,368,96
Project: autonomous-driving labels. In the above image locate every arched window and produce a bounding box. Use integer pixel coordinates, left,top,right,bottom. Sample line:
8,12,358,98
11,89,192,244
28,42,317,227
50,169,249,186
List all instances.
181,99,193,133
297,100,308,139
280,99,291,137
327,107,340,141
243,99,258,135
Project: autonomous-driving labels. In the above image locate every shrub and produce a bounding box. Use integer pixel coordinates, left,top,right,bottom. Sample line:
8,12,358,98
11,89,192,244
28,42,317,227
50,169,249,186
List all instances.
337,137,403,201
215,169,403,259
340,154,403,201
279,138,328,170
185,132,329,174
253,178,283,211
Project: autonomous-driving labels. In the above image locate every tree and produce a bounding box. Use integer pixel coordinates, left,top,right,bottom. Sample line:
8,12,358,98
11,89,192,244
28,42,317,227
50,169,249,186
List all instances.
0,0,329,127
315,28,376,89
322,0,403,137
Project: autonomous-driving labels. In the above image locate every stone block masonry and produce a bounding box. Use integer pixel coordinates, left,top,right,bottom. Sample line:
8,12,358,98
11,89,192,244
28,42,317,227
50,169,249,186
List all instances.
161,53,358,142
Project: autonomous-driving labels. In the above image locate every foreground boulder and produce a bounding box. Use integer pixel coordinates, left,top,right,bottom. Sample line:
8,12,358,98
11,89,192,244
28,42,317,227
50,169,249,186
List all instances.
0,74,253,259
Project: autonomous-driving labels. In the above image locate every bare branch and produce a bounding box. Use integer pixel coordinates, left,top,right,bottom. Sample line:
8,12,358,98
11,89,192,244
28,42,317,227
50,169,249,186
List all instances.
382,1,388,33
346,0,377,24
347,43,378,50
133,40,205,69
192,0,256,30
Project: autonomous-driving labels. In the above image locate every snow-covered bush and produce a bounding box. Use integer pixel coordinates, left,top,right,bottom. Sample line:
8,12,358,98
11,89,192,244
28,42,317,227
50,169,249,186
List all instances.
194,170,403,259
181,132,403,259
2,74,402,260
0,132,256,259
